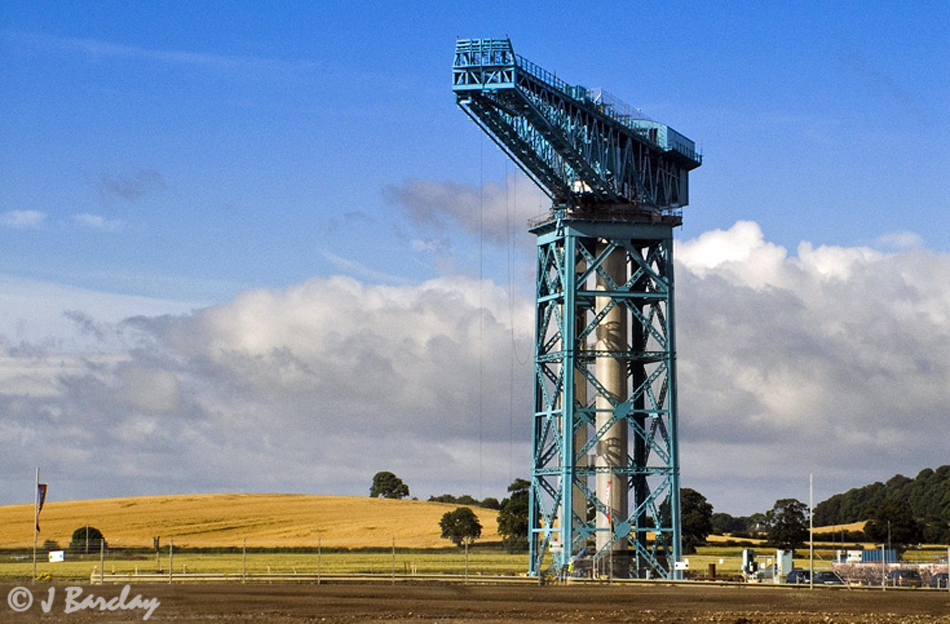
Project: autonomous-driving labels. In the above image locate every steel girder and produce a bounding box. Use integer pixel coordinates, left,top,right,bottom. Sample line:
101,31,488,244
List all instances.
528,218,681,579
453,38,700,214
452,37,698,581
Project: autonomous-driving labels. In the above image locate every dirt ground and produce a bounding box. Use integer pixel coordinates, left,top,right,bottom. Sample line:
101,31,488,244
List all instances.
4,581,950,623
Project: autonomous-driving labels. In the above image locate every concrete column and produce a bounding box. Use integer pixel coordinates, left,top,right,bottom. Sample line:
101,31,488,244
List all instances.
573,259,588,549
594,240,628,576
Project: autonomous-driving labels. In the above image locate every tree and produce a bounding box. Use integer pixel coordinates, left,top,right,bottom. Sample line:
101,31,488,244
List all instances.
69,526,107,554
497,478,530,552
658,488,713,554
711,512,749,535
428,494,459,504
439,507,482,546
765,498,808,550
813,465,950,526
864,498,921,549
428,494,501,509
680,488,714,554
921,517,949,545
369,471,409,499
480,497,501,510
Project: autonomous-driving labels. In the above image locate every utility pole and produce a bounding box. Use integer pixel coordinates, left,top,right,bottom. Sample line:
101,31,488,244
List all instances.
32,468,39,584
808,472,815,589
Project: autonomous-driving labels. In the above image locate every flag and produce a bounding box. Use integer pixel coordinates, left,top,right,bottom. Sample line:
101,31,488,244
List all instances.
35,483,47,532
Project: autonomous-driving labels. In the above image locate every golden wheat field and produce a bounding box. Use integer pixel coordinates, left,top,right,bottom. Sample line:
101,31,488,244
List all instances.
0,493,501,549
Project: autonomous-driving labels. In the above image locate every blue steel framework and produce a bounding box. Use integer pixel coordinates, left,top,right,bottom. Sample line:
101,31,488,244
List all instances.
453,39,700,579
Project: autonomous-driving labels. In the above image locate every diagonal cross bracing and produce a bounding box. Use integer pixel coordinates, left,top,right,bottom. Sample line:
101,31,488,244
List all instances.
453,39,700,215
527,217,681,579
454,38,698,582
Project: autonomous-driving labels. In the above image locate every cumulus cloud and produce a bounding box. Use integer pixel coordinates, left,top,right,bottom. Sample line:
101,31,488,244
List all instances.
676,222,950,511
0,275,534,503
3,221,950,516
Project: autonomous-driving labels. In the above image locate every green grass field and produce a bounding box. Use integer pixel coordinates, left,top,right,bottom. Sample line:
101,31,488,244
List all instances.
0,550,532,582
6,544,948,583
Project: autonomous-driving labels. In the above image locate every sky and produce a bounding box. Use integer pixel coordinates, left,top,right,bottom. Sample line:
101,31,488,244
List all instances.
1,1,949,516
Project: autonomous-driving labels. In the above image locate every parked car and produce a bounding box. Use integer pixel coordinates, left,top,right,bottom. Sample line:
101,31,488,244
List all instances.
814,571,846,585
886,569,923,588
786,569,845,585
930,572,949,589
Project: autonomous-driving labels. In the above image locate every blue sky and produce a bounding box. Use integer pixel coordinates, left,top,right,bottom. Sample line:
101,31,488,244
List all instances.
1,2,949,517
4,1,947,300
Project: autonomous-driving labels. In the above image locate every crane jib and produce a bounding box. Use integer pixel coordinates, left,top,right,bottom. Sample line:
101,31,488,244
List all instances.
453,38,700,217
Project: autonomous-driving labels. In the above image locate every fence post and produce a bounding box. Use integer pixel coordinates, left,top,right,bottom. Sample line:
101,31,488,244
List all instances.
242,538,247,584
169,539,174,584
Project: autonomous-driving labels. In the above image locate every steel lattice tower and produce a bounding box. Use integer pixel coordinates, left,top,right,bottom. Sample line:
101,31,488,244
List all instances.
453,38,700,579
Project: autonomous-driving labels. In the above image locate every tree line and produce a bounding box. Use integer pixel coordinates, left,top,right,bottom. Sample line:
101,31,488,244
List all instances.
812,465,950,545
370,472,529,550
374,465,950,554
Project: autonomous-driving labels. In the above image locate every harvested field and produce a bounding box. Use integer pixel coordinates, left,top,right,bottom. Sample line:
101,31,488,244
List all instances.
3,581,950,623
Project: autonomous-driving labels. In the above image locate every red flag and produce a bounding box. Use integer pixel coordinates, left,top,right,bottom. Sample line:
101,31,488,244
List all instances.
35,483,47,532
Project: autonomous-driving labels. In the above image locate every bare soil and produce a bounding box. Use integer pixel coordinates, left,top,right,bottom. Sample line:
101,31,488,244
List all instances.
4,581,950,623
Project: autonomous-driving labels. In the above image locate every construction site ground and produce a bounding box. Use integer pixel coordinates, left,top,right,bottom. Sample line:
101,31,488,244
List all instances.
4,581,950,623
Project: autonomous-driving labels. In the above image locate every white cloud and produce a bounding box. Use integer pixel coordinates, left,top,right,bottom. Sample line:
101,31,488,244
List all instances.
876,230,924,251
320,249,411,285
677,222,950,512
73,214,121,231
0,274,534,504
0,210,46,229
3,30,316,77
2,221,949,517
676,220,790,289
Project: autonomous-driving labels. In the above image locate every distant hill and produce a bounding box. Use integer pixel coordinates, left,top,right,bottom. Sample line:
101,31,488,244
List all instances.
0,493,500,550
814,465,950,526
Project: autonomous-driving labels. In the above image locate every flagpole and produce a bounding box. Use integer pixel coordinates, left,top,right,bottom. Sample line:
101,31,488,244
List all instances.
809,472,814,590
33,467,39,584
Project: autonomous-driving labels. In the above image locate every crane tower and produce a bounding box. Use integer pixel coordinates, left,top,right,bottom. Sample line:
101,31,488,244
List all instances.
453,38,701,579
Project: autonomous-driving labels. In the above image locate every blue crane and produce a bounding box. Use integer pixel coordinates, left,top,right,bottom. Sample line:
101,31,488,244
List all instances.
453,38,701,580
453,38,700,216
